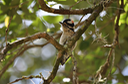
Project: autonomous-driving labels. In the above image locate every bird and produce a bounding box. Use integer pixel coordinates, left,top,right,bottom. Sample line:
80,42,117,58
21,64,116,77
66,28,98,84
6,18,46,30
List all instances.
59,19,76,65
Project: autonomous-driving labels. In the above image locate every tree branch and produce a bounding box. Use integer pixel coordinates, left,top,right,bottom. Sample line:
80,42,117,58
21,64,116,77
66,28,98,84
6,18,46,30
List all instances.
1,1,115,84
9,75,41,84
0,32,63,61
94,0,124,83
113,0,124,47
68,4,103,48
43,50,64,84
0,43,49,78
38,0,94,15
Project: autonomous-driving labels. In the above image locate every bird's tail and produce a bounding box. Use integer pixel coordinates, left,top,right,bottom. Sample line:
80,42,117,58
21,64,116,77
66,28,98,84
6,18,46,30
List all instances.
60,52,71,65
60,42,77,65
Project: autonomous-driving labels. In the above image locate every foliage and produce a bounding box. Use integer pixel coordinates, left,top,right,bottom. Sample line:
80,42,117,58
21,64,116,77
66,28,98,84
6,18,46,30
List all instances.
0,0,128,84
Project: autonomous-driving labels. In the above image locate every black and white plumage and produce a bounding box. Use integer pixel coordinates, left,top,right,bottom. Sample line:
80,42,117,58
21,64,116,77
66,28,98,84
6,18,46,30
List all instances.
59,19,76,65
59,19,75,45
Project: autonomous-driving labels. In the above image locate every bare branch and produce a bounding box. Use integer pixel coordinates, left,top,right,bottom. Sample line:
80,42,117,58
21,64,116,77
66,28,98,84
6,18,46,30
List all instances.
75,14,85,28
38,0,93,15
68,0,84,18
0,32,63,61
72,54,79,84
8,75,41,84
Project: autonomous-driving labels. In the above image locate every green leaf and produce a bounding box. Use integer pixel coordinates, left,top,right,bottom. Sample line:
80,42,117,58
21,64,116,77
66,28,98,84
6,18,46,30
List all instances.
0,28,6,36
124,3,128,12
79,41,90,50
0,15,6,22
11,0,20,6
119,13,127,25
126,17,128,24
78,75,85,81
74,0,77,2
22,7,29,14
3,0,12,5
47,23,60,33
43,15,63,24
14,14,22,24
8,9,17,16
1,5,9,13
32,18,46,32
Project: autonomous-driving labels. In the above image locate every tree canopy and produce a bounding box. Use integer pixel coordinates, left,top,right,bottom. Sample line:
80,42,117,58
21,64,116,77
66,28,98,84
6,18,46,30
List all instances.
0,0,128,84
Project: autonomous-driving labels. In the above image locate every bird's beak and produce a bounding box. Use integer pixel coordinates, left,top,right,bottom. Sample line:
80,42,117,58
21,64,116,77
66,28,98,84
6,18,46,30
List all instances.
59,22,63,24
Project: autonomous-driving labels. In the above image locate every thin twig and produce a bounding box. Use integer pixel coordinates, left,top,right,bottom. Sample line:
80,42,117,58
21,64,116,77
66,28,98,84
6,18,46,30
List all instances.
39,72,45,84
0,43,49,78
68,0,84,18
104,0,124,83
72,54,79,84
40,72,45,81
75,14,85,28
0,44,28,78
94,0,123,83
105,49,115,84
8,75,41,84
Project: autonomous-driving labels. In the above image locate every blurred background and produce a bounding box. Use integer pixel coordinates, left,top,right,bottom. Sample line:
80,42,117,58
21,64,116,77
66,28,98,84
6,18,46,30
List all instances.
0,0,128,84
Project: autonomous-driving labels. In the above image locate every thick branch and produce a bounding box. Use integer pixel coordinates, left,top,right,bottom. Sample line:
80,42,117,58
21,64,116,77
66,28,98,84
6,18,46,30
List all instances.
38,0,93,15
68,4,103,47
43,50,64,84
